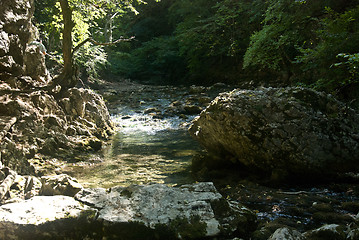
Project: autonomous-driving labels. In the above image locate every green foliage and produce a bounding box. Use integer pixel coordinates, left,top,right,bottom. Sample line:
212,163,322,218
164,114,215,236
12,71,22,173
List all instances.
34,0,143,78
296,4,359,92
333,53,359,84
34,0,62,52
243,0,317,74
74,45,108,79
172,0,265,82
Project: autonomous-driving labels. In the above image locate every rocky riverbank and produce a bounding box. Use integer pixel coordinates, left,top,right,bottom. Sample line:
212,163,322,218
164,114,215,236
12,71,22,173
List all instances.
1,0,359,239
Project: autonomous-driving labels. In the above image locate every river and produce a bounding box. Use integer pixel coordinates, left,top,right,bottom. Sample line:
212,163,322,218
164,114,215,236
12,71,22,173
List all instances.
63,79,359,232
63,79,218,188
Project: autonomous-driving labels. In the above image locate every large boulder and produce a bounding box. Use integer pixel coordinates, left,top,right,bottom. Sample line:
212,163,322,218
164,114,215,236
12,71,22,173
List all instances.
75,182,257,239
0,182,256,239
189,87,359,181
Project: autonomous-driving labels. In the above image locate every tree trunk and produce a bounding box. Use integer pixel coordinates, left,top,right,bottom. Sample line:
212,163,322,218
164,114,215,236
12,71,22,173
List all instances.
57,0,77,89
105,11,119,43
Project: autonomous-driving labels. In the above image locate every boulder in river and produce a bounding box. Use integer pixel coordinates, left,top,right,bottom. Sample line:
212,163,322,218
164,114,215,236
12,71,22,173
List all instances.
189,87,359,182
268,227,304,240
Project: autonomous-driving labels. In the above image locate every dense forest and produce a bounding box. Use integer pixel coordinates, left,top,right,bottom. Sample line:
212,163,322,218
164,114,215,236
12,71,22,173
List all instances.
34,0,359,106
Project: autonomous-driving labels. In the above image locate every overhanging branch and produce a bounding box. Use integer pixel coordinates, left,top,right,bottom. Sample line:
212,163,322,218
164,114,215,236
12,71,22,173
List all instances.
72,36,135,54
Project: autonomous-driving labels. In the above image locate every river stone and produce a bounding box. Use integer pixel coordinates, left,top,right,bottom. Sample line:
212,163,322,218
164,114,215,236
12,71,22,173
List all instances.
0,195,97,240
268,227,303,240
303,224,346,240
189,87,359,181
40,174,83,197
75,182,257,239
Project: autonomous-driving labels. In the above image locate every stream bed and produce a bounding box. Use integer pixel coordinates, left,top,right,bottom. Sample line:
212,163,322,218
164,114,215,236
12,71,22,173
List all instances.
64,79,213,188
65,79,359,234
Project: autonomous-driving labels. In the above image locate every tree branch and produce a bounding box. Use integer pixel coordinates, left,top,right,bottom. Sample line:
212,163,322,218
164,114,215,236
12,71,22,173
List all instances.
72,36,135,54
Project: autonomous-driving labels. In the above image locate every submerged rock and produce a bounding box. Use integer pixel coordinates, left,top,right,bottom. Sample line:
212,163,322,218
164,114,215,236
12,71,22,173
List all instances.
189,87,359,181
75,182,257,239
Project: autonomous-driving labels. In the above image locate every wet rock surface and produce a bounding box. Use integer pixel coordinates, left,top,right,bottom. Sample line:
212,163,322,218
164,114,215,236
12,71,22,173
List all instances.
213,177,359,239
189,87,359,181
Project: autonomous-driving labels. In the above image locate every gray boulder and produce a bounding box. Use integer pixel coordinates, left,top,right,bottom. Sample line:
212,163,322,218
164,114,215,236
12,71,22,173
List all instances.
75,182,257,239
268,227,303,240
24,44,50,83
189,87,359,181
303,224,346,240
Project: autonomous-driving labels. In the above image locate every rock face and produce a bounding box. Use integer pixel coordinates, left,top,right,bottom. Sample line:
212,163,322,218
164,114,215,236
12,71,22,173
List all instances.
0,182,256,239
24,44,50,83
0,0,36,78
75,182,257,239
189,87,359,181
268,227,304,240
0,87,113,175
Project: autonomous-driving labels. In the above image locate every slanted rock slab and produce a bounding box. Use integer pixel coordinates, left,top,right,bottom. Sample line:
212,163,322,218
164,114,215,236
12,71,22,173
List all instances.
0,195,98,240
75,182,257,239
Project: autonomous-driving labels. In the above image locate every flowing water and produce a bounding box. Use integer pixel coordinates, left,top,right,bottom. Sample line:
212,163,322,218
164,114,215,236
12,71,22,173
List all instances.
74,116,201,188
66,81,209,188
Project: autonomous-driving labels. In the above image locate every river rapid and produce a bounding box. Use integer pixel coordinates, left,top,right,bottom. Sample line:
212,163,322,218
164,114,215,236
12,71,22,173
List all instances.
64,79,359,233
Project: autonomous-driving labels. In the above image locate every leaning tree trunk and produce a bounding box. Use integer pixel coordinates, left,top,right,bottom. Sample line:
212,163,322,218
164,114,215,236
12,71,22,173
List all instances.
56,0,77,89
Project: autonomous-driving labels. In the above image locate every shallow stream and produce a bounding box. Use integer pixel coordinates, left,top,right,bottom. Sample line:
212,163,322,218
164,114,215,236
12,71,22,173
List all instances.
66,80,359,232
66,81,211,188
